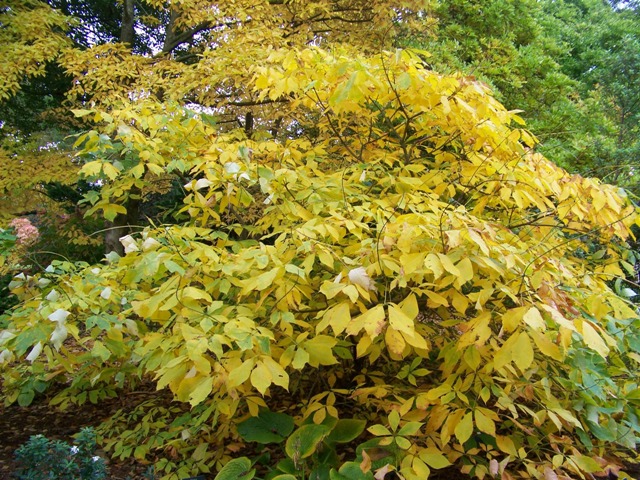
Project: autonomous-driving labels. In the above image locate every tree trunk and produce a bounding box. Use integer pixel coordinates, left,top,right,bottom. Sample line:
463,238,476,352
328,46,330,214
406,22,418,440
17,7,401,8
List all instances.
162,9,179,54
104,191,141,256
120,0,135,46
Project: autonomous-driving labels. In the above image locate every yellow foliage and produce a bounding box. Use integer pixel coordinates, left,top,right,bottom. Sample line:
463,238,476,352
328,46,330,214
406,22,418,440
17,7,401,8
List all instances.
0,0,71,100
1,7,639,478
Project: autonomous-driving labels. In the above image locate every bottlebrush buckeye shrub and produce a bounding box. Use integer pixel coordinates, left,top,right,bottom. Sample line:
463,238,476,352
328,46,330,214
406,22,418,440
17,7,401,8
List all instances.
2,47,640,480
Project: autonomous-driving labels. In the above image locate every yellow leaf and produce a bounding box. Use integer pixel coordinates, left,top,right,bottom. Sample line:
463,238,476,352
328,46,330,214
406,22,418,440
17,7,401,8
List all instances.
568,455,602,473
426,384,452,401
425,289,449,307
411,457,431,478
385,326,406,357
181,286,212,303
551,408,582,429
441,95,451,114
400,293,419,319
419,449,452,469
496,435,518,456
251,361,272,395
255,74,269,90
456,257,474,285
441,408,464,445
388,304,415,336
187,375,213,406
321,301,351,335
579,320,609,358
458,312,491,348
317,249,334,268
451,291,469,314
523,307,546,331
227,358,255,388
320,281,345,299
402,330,429,350
463,347,481,370
513,332,534,372
292,348,310,369
102,162,120,180
425,253,444,278
540,305,576,331
530,330,563,360
454,411,473,444
80,160,103,177
438,253,460,277
474,409,496,436
303,335,338,367
400,252,426,275
346,304,386,337
468,229,490,255
102,203,127,222
261,356,289,389
493,333,518,370
501,307,527,333
242,268,280,294
342,284,359,302
356,335,372,358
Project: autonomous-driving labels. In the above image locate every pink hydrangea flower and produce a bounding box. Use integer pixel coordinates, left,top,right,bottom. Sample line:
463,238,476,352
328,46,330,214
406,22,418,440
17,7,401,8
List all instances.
9,217,39,246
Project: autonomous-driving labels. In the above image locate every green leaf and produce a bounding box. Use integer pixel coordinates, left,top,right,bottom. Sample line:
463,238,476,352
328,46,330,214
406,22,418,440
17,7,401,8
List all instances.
395,436,412,449
285,424,331,460
329,469,350,480
333,462,374,480
18,390,35,407
214,457,255,480
367,425,391,436
388,410,400,432
310,464,331,480
91,341,111,361
237,410,295,444
397,422,422,436
326,419,367,444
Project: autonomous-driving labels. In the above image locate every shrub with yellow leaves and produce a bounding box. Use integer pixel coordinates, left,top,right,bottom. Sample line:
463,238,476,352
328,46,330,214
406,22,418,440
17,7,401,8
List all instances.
1,47,640,480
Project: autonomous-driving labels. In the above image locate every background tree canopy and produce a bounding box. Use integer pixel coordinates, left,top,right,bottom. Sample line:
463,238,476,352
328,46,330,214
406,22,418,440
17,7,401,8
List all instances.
1,1,640,479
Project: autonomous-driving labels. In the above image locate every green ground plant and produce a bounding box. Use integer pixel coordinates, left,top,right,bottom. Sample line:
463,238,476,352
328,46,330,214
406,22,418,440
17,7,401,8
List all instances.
14,427,108,480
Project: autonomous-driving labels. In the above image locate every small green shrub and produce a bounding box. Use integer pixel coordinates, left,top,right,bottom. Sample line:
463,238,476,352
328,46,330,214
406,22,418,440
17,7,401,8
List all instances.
14,427,108,480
